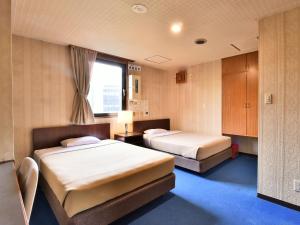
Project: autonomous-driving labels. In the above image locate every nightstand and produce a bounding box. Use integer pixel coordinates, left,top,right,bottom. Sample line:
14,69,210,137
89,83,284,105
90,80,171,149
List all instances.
114,132,144,146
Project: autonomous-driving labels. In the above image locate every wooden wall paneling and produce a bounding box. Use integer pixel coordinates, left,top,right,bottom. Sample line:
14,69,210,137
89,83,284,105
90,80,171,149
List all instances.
13,36,26,164
165,60,222,135
31,37,43,129
129,65,170,121
23,37,33,161
13,35,169,165
0,0,14,162
165,58,257,154
246,52,259,137
13,36,74,165
12,35,258,164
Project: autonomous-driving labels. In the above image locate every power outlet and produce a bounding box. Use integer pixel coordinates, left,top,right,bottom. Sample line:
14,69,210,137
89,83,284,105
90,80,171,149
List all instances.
144,111,149,117
293,179,300,192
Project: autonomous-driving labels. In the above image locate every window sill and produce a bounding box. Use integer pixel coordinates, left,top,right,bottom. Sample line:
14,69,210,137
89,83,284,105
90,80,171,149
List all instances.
94,113,118,118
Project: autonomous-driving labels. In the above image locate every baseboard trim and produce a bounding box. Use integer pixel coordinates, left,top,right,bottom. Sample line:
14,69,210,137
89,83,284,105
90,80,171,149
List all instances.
257,193,300,211
0,160,14,165
239,152,258,158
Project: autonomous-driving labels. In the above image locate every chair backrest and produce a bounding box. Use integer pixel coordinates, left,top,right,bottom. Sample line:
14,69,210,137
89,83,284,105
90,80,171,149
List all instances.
17,157,39,222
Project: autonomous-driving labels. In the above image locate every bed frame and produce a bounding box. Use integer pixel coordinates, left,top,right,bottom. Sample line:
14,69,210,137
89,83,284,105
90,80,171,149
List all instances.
32,123,175,225
133,118,232,173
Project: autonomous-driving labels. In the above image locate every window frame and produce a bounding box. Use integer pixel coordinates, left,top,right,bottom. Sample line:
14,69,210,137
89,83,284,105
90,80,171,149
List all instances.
91,58,127,118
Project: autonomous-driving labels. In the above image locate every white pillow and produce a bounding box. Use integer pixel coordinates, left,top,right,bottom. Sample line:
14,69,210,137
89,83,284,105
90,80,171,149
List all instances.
144,129,167,135
61,136,101,147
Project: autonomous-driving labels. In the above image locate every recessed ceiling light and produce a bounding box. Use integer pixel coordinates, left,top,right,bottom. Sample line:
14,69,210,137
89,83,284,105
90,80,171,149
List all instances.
131,4,148,14
195,38,207,45
171,22,183,34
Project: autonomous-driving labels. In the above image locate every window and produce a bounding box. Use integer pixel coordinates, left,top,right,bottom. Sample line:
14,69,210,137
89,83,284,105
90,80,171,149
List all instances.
88,59,126,117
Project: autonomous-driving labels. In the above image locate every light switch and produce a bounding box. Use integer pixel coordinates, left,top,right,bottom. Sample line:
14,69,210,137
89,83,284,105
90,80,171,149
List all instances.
264,93,273,104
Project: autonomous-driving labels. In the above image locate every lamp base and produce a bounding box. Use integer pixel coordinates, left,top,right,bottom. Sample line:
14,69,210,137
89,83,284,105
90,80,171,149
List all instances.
125,123,128,135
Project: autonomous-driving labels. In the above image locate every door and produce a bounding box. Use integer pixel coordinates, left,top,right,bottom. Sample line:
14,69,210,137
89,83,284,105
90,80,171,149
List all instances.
222,72,247,135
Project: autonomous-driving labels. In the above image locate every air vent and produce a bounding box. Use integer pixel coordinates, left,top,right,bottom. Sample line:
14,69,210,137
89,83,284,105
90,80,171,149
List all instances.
230,44,241,51
145,55,171,64
195,38,207,45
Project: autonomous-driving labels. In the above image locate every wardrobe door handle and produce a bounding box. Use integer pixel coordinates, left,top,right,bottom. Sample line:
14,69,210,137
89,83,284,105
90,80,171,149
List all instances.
244,103,251,108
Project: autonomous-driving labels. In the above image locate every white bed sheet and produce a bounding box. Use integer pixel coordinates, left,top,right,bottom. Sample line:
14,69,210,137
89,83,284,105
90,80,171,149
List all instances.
144,131,231,160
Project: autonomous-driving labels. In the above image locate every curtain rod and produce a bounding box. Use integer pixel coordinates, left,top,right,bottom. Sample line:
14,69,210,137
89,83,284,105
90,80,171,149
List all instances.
69,45,134,63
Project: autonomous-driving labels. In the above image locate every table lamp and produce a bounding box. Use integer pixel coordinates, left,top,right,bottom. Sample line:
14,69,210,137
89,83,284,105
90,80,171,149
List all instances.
117,111,133,135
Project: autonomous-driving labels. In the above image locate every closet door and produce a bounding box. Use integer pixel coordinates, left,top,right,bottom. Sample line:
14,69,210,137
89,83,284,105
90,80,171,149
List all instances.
246,52,258,137
222,55,247,136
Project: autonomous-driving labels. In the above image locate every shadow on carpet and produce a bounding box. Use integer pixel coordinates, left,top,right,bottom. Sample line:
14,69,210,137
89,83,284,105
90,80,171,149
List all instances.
112,192,219,225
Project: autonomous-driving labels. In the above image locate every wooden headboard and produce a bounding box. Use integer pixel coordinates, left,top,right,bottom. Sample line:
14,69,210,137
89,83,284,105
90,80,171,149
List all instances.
32,123,110,150
133,119,170,133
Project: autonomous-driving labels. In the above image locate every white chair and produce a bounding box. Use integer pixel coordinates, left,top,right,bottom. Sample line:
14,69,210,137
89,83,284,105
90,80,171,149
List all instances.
17,157,39,222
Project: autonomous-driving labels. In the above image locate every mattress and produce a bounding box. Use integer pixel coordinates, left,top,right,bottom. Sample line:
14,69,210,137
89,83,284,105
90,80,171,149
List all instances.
34,140,174,217
144,131,231,160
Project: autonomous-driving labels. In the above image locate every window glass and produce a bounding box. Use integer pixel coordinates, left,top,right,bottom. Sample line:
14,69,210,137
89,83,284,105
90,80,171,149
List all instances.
88,61,124,115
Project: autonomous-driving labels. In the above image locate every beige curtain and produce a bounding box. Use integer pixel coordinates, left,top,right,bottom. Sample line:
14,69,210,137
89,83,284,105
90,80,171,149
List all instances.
70,46,97,124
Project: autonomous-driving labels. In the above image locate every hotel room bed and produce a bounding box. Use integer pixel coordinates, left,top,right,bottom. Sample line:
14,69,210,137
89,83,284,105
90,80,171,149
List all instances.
32,123,175,225
133,119,232,173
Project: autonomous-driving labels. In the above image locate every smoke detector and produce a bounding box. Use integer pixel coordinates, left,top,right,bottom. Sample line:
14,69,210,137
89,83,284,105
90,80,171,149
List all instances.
131,4,148,14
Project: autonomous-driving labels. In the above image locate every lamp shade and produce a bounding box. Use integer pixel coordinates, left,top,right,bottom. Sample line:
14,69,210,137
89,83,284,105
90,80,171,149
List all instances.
117,111,133,124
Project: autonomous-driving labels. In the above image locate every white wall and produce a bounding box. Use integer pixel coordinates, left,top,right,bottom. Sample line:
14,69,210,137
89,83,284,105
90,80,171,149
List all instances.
258,7,300,206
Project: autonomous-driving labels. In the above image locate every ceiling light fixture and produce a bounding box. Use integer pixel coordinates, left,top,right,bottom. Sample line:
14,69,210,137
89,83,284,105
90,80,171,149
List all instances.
171,22,183,34
131,4,148,14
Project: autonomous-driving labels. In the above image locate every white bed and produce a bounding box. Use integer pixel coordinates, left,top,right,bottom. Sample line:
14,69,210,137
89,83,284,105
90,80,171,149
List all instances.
34,140,174,217
143,130,231,161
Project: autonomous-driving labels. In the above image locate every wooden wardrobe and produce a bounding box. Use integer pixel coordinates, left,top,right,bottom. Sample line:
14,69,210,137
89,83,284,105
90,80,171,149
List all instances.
222,51,258,137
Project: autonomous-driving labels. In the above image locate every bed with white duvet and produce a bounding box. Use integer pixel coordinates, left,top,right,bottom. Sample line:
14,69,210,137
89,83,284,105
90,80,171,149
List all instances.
143,129,231,161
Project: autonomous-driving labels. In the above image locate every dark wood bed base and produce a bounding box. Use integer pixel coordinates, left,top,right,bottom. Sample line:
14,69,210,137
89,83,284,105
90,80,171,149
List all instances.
133,118,232,173
32,123,175,225
40,173,175,225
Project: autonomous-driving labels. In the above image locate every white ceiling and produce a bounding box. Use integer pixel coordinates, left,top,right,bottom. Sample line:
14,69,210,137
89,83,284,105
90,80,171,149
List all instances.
12,0,300,70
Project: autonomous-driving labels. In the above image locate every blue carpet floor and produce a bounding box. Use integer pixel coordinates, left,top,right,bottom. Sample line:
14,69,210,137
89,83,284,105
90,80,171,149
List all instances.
30,155,300,225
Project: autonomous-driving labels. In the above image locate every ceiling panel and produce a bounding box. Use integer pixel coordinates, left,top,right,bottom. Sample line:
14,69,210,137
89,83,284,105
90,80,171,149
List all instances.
12,0,300,69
